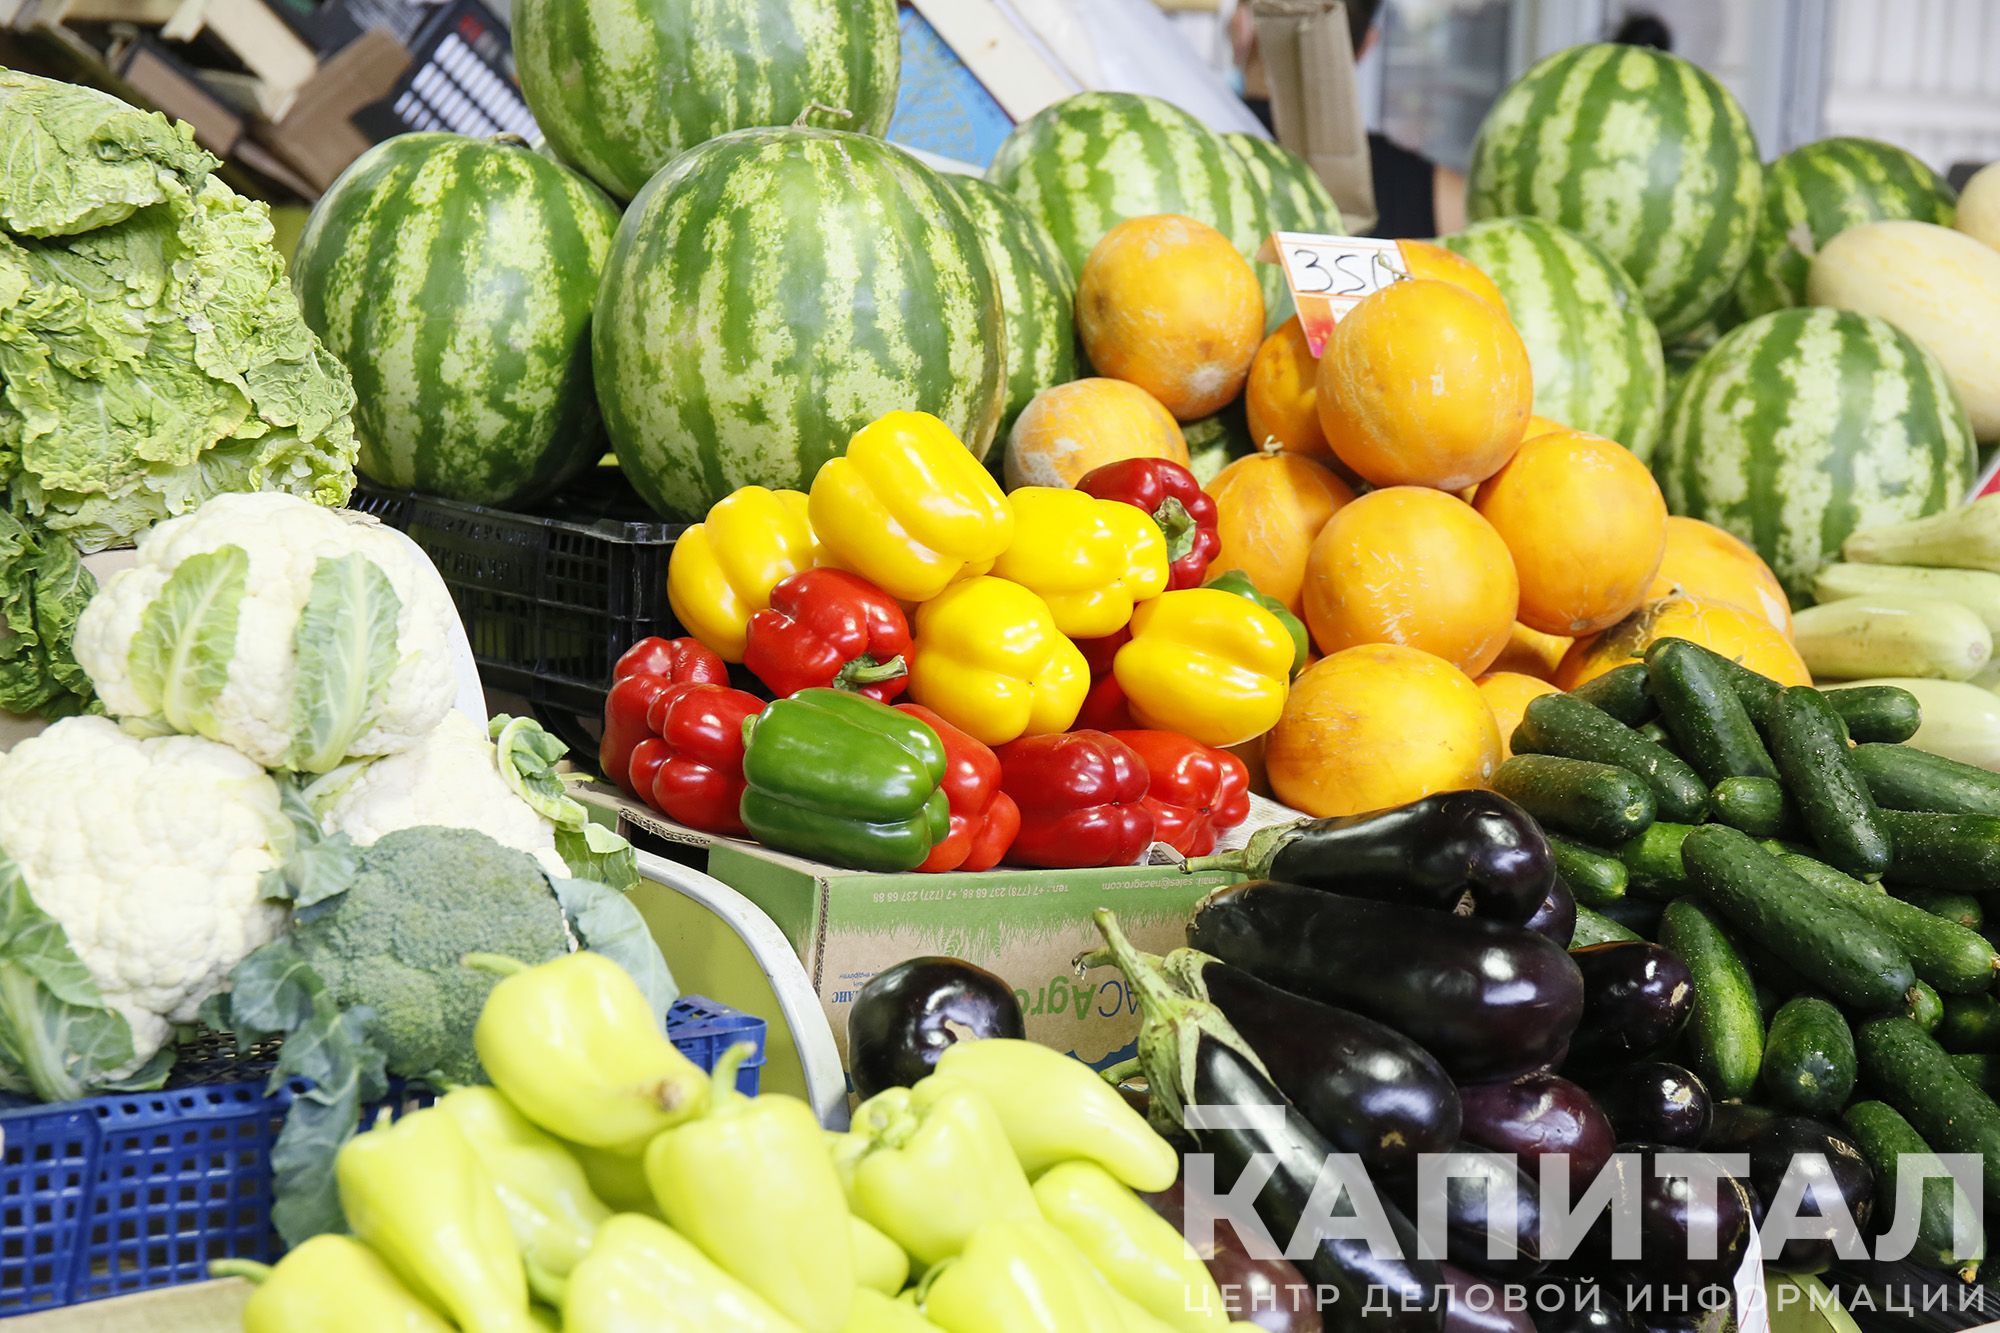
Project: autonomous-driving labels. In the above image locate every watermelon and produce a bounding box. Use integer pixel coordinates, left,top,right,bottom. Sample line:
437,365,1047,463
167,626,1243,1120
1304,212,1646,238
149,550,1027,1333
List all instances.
1442,217,1666,460
942,175,1078,441
1654,307,1976,602
1223,132,1343,328
594,128,1004,520
292,134,619,508
1466,43,1762,341
514,0,901,201
1183,401,1253,485
1736,137,1957,318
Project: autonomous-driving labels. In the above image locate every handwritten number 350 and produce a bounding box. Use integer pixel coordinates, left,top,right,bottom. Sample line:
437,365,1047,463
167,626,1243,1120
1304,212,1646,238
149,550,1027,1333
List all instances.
1291,249,1398,296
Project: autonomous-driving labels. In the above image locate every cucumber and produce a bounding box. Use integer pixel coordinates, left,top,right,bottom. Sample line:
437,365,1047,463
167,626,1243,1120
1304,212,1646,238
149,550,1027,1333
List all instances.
1777,852,2000,994
1951,1052,2000,1093
1910,979,1944,1032
1791,595,1992,683
1657,898,1764,1099
1514,693,1709,824
1937,992,2000,1053
1891,887,1984,932
1822,686,1923,744
1616,821,1694,900
1710,777,1791,838
1840,1100,1985,1279
1854,743,2000,816
1568,663,1654,726
1492,755,1657,846
1877,809,2000,888
1855,1017,2000,1216
1665,638,1783,726
1645,639,1779,783
1767,686,1894,878
1571,904,1642,945
1545,835,1628,907
1680,825,1916,1013
1761,995,1856,1116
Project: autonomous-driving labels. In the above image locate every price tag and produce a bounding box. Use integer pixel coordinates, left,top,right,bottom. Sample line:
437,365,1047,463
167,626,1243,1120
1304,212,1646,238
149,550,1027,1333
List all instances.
1263,232,1411,356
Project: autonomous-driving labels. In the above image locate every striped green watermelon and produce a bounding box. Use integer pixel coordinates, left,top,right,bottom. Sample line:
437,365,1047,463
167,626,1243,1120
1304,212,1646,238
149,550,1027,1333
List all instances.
291,134,618,507
1223,132,1343,329
595,128,1004,520
514,0,901,201
942,174,1078,441
1654,307,1976,602
1736,137,1957,318
1466,43,1762,342
1442,217,1666,460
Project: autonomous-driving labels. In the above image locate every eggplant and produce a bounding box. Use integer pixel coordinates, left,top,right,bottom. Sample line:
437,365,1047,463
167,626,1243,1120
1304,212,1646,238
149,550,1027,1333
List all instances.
1188,882,1585,1081
1584,1062,1712,1147
1146,1179,1318,1333
1392,1143,1547,1279
1459,1072,1615,1197
1190,954,1463,1174
846,956,1024,1099
1526,1281,1636,1333
1527,875,1579,946
1443,1264,1536,1333
1186,790,1555,923
1583,1145,1753,1304
1742,1116,1876,1275
1567,942,1695,1066
1593,895,1664,938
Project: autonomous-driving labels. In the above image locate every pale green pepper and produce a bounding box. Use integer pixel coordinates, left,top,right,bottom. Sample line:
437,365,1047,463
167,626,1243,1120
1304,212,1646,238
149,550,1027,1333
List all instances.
1034,1161,1228,1331
562,1213,800,1333
848,1084,1039,1268
920,1218,1139,1332
844,1288,943,1332
217,1234,452,1333
850,1214,910,1296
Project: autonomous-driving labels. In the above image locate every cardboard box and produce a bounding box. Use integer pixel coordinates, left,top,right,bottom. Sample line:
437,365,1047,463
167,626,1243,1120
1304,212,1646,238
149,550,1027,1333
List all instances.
251,25,406,189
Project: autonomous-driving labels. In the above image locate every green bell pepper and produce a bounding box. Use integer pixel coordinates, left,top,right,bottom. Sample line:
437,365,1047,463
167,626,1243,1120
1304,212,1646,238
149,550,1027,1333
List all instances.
1204,570,1308,677
739,688,950,870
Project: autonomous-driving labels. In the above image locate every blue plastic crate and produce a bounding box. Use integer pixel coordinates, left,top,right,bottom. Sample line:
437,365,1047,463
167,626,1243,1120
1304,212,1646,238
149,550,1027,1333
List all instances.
0,995,763,1316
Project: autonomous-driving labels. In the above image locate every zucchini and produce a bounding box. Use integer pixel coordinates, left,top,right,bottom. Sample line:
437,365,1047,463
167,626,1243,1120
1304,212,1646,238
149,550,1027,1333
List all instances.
1816,562,2000,633
1910,979,1944,1032
1761,995,1856,1116
1645,639,1779,783
1891,887,1984,932
1491,755,1656,846
1571,904,1642,946
1615,821,1695,900
1545,835,1628,907
1840,1100,1984,1279
1680,825,1916,1013
1791,595,1992,683
1854,743,2000,816
1855,1017,2000,1215
1822,685,1923,744
1767,686,1894,878
1514,693,1709,824
1568,663,1654,726
1710,777,1791,838
1938,992,2000,1054
1877,808,2000,888
1657,898,1764,1099
1778,852,2000,994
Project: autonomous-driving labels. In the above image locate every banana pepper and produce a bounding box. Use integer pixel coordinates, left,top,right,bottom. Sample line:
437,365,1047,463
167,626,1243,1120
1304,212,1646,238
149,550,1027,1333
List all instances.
562,1213,798,1333
846,1082,1039,1268
668,485,820,662
1113,588,1293,748
908,576,1089,746
849,1214,910,1296
810,411,1015,603
920,1218,1171,1333
1034,1161,1229,1332
221,1234,452,1333
990,487,1170,640
845,1288,942,1332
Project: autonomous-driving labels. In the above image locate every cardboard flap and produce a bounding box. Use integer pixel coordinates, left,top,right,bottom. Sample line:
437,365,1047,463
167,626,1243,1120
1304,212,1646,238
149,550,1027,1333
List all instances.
1252,0,1377,234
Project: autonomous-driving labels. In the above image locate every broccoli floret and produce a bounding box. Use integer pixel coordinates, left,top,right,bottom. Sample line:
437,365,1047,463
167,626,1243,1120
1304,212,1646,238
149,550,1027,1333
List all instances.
287,825,570,1084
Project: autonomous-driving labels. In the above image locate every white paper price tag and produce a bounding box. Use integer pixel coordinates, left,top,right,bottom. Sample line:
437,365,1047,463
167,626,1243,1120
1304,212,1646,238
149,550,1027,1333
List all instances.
1265,232,1411,355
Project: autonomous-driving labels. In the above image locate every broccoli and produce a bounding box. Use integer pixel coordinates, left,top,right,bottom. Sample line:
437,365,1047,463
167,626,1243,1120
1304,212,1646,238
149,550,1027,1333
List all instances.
286,826,571,1085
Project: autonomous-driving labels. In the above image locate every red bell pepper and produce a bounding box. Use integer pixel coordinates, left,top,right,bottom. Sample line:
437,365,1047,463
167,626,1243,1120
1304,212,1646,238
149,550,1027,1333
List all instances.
601,637,731,792
1109,730,1251,858
743,568,913,702
896,704,1020,872
995,730,1154,868
613,635,729,685
1072,629,1135,731
1076,457,1222,591
627,682,766,835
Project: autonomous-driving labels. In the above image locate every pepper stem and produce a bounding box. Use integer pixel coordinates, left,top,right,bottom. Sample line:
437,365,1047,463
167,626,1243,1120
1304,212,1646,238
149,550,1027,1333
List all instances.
704,1041,757,1112
461,952,530,977
209,1259,275,1285
1152,496,1197,565
832,655,908,690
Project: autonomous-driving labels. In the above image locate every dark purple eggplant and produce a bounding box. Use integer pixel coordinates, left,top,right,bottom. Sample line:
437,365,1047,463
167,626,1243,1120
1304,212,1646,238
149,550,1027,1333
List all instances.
1527,876,1579,946
1186,790,1556,923
1584,1063,1712,1147
1526,1281,1636,1333
1443,1264,1536,1333
1743,1116,1876,1275
1460,1073,1615,1197
1146,1179,1318,1332
846,956,1024,1099
1191,954,1463,1174
1188,882,1585,1081
1567,942,1695,1066
1583,1145,1753,1303
1392,1143,1547,1279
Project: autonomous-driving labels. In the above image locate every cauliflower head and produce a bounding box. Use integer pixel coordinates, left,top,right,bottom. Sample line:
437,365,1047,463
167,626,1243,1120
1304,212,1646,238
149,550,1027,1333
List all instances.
73,491,457,772
0,715,289,1068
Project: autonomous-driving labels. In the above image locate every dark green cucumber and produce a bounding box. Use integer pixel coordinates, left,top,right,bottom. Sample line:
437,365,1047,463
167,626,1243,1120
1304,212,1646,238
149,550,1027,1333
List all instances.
1680,825,1916,1012
1910,979,1945,1033
1840,1100,1984,1279
1616,821,1694,900
1951,1052,2000,1093
1856,1017,2000,1215
1710,777,1791,838
1492,754,1657,846
1513,693,1708,823
1777,852,2000,994
1938,992,2000,1053
1767,686,1893,878
1645,639,1779,783
1657,898,1764,1099
1892,886,1984,932
1666,638,1784,726
1854,744,2000,816
1569,663,1655,726
1877,809,2000,889
1545,835,1628,906
1823,685,1923,744
1571,904,1642,945
1761,995,1856,1116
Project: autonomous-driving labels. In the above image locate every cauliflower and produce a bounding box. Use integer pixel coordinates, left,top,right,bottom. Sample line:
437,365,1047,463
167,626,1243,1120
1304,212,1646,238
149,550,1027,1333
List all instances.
73,491,457,773
0,716,289,1084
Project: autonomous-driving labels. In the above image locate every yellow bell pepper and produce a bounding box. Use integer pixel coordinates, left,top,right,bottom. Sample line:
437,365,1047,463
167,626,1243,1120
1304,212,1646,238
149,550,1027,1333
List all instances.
907,577,1088,746
809,411,1015,604
1114,589,1292,748
667,486,818,661
990,488,1170,640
